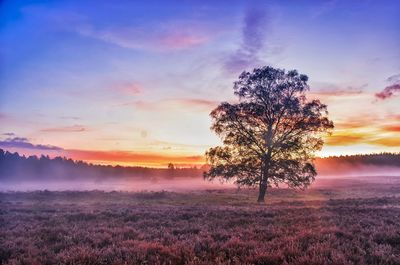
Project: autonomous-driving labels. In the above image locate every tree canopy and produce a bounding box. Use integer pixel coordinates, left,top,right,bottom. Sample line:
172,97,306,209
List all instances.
204,66,334,202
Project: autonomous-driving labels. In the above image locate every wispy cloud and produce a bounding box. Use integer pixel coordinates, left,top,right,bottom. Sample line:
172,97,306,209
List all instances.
59,116,81,120
174,98,219,109
311,88,364,98
325,131,400,147
126,98,219,112
77,22,210,52
333,120,369,130
111,81,142,95
224,7,268,74
386,74,400,83
22,6,214,52
0,137,63,151
310,83,366,99
1,132,16,137
369,137,400,147
325,132,367,146
41,125,87,133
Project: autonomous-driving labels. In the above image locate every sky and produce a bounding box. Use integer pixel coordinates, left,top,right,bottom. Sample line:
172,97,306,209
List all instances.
0,0,399,167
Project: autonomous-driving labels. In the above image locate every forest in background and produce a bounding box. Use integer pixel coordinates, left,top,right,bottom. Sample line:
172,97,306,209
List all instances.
1,149,399,182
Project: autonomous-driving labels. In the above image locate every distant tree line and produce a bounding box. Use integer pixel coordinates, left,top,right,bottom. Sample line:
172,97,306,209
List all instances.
0,149,205,181
0,149,399,182
315,153,400,167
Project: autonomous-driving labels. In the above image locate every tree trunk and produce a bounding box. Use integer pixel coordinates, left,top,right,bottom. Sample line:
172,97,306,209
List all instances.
258,151,271,203
257,182,267,203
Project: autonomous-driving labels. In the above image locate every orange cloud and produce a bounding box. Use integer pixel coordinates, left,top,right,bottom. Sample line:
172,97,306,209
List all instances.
381,125,400,132
325,132,367,146
325,124,400,147
369,137,400,147
334,120,369,130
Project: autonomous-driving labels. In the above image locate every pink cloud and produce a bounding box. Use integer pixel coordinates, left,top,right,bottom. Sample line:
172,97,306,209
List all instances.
174,98,219,109
159,33,209,49
112,82,142,94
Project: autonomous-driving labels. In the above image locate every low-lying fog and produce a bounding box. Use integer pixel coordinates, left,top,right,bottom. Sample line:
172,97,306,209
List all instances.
0,177,236,192
1,171,400,192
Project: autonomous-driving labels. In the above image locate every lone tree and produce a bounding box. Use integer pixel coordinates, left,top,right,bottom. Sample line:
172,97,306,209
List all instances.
204,66,333,202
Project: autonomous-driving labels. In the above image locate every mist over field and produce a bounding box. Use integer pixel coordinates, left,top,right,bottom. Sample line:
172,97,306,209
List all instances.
1,150,399,191
0,178,233,192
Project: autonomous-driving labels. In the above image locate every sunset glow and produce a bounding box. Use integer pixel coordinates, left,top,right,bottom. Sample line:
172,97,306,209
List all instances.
1,1,399,167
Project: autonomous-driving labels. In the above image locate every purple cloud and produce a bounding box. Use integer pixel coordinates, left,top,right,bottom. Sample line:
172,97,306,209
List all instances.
225,8,268,74
375,74,400,100
2,133,15,137
0,137,63,151
375,83,400,100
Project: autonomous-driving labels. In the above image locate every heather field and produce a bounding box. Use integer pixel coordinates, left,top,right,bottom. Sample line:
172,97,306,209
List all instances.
1,177,400,265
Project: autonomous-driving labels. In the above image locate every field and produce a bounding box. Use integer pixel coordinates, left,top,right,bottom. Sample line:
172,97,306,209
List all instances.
1,177,400,265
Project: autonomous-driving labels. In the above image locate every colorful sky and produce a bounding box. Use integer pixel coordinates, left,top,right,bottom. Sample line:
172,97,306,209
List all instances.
0,0,399,167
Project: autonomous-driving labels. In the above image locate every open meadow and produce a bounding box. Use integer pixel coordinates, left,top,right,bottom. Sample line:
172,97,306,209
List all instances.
1,176,400,265
1,1,400,264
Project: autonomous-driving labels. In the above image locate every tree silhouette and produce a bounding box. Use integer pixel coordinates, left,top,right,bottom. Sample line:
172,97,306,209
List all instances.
204,66,334,202
167,163,175,170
